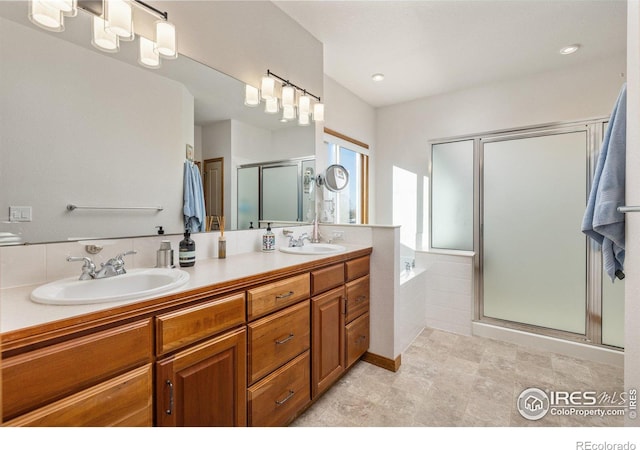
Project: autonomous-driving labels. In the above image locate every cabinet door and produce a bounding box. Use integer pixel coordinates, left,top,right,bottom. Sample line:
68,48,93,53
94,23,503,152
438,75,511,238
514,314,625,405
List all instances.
156,327,247,427
312,287,345,399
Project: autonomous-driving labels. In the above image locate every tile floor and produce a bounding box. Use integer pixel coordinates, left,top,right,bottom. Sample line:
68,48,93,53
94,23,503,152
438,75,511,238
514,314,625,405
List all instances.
291,327,624,427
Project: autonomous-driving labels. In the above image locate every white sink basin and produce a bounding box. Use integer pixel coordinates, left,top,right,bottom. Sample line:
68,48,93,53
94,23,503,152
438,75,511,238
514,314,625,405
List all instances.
279,243,346,255
30,268,190,305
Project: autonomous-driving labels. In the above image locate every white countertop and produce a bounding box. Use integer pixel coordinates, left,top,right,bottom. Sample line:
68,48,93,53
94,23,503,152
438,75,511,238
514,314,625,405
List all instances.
1,245,371,334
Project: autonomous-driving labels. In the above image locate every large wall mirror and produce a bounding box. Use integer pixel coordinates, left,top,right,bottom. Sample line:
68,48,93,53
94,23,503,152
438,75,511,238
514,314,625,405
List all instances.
0,2,315,245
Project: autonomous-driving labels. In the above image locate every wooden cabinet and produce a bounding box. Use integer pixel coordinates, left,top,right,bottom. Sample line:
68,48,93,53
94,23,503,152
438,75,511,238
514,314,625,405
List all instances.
247,275,312,427
247,300,310,384
346,313,370,368
344,257,370,368
345,256,370,282
156,327,246,427
312,286,345,398
2,319,153,423
345,274,370,323
247,351,310,426
4,364,153,427
155,292,245,356
1,247,372,428
247,273,310,320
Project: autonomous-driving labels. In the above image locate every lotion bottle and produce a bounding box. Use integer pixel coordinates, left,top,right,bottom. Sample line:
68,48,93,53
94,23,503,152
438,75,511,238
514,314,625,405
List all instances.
262,223,275,252
179,230,196,267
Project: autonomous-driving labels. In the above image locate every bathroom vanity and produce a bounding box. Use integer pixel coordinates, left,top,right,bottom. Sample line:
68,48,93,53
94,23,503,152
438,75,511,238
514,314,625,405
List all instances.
0,246,371,427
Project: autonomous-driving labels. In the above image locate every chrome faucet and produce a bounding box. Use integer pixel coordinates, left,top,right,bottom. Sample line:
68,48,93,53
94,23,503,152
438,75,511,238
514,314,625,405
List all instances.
95,250,137,278
67,250,136,280
311,217,321,243
297,233,311,246
67,256,96,280
283,230,311,247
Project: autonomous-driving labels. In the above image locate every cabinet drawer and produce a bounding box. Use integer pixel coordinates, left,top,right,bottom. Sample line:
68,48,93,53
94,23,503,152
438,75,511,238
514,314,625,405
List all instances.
156,292,245,355
311,263,344,296
247,350,310,427
248,300,310,384
3,364,153,427
247,273,310,320
345,313,370,368
2,319,153,421
345,275,370,323
345,255,370,282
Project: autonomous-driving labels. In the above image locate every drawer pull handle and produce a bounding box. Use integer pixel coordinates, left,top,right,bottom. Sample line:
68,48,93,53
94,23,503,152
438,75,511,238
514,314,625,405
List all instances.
355,295,367,303
275,333,294,344
165,380,174,415
275,389,295,406
276,291,294,299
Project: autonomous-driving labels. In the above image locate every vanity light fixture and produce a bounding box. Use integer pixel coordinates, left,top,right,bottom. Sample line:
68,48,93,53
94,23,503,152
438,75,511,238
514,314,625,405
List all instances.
265,96,279,114
281,85,295,109
559,44,580,55
244,85,260,107
104,0,134,41
138,36,160,68
27,0,178,69
91,15,119,52
245,70,324,125
29,0,75,32
313,102,325,122
261,75,276,100
154,20,177,59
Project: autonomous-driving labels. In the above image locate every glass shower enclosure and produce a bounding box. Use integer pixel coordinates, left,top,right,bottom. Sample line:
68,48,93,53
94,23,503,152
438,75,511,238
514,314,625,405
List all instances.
430,120,624,349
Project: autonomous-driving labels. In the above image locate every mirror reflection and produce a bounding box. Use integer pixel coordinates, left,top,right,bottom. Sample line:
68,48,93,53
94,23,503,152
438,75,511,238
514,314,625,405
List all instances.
0,3,315,245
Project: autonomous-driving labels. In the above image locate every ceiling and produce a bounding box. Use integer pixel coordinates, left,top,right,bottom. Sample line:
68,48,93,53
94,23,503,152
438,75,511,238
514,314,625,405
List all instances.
273,0,627,108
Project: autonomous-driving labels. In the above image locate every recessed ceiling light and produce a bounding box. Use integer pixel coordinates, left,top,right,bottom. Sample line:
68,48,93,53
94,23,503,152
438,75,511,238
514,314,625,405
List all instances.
559,44,580,55
372,73,385,82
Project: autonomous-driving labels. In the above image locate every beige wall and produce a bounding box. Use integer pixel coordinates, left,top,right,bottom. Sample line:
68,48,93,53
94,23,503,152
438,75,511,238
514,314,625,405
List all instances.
162,1,323,98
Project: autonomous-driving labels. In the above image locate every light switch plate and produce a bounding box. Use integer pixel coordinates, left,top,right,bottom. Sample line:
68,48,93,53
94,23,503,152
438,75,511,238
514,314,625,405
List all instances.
9,206,32,222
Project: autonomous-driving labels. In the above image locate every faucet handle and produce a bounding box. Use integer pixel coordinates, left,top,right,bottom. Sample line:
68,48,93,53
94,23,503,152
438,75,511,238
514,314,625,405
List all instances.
116,250,137,260
67,256,96,280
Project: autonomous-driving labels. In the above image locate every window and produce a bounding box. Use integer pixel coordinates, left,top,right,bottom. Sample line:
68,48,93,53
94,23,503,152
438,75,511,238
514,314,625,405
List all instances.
323,128,369,224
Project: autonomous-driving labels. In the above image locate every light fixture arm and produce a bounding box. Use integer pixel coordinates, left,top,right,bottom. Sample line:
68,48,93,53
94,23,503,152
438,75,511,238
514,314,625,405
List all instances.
267,69,321,103
133,0,168,21
77,0,168,21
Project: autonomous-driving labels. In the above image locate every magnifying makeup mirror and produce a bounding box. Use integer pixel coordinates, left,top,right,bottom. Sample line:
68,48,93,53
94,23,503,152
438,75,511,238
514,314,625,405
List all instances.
317,164,349,192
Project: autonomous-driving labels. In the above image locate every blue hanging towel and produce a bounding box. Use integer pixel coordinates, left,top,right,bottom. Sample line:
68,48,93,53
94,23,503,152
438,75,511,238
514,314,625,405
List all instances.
582,83,627,282
183,160,206,232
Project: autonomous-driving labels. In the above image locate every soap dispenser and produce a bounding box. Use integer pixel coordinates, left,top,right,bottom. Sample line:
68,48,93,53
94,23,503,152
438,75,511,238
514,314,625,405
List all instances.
179,230,196,267
262,223,275,252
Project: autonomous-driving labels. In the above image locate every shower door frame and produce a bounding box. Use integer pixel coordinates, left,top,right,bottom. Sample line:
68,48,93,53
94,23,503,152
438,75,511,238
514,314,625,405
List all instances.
476,120,609,347
430,117,618,349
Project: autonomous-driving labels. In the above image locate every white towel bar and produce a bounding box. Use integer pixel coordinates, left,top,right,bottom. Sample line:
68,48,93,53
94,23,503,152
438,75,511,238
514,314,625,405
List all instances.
66,204,163,211
617,206,640,213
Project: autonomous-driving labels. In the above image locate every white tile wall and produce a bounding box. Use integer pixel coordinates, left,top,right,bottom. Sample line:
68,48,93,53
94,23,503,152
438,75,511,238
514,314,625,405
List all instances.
419,251,474,336
396,268,428,355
